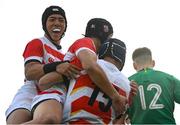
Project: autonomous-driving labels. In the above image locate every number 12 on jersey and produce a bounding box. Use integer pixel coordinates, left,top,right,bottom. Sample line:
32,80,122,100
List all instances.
138,83,164,110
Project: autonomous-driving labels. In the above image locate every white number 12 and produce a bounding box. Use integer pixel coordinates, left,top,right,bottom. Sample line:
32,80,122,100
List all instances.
139,84,164,110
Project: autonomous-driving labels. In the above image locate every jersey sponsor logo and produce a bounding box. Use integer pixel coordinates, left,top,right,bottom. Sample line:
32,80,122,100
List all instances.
48,57,54,63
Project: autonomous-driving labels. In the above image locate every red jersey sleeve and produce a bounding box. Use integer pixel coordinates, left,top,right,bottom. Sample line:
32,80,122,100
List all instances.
23,39,43,64
68,38,96,56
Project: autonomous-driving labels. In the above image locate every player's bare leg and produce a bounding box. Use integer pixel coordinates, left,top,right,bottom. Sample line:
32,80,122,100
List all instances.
22,99,63,124
7,109,32,124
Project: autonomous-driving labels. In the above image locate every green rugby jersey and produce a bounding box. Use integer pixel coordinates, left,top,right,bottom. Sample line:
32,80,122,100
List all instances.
128,68,180,124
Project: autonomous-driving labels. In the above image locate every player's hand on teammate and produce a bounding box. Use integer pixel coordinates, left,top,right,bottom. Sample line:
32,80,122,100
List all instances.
113,113,129,125
112,95,128,119
130,80,138,96
56,62,81,79
129,80,138,105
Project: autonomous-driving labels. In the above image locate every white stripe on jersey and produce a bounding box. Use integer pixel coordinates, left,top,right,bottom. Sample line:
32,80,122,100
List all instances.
24,36,64,64
63,110,106,124
62,59,130,124
63,51,75,61
24,56,43,63
40,37,64,53
97,59,131,97
75,47,96,57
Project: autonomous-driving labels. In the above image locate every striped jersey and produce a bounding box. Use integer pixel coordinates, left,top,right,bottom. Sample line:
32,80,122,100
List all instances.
23,36,65,89
23,36,64,65
62,37,130,124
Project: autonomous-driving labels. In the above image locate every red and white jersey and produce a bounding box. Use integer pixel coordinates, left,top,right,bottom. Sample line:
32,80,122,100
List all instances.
97,60,130,98
23,36,64,65
62,37,131,124
6,36,65,118
24,37,67,111
64,37,96,69
23,36,65,86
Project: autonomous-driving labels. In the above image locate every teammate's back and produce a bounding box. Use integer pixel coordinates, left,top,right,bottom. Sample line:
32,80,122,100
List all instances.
128,47,180,124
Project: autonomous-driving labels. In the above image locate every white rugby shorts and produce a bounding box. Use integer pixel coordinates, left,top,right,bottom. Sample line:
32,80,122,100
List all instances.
5,81,37,119
31,83,67,112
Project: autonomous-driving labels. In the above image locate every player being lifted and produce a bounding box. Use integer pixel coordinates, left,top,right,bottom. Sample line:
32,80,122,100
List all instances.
24,19,128,124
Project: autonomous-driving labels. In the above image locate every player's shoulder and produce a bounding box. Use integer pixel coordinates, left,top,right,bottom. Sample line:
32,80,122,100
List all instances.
74,37,92,44
116,71,130,83
28,38,42,45
153,69,172,77
128,73,137,79
115,71,131,92
68,37,95,52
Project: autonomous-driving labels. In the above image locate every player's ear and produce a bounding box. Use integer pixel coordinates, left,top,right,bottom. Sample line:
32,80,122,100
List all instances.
152,60,155,67
133,62,138,71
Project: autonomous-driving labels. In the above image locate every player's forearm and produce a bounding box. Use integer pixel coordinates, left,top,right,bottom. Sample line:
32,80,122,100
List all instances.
25,62,44,80
38,72,63,91
79,50,120,99
87,63,120,100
